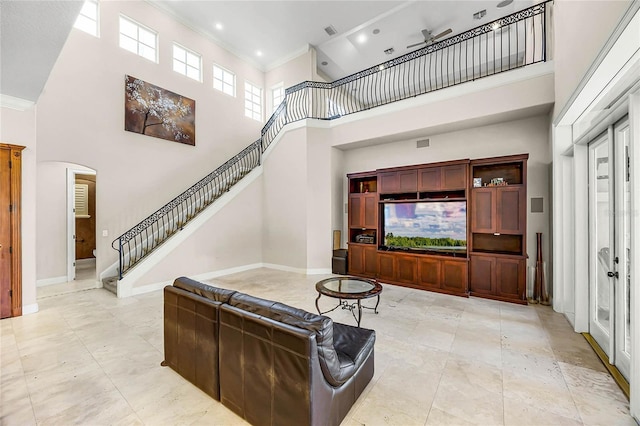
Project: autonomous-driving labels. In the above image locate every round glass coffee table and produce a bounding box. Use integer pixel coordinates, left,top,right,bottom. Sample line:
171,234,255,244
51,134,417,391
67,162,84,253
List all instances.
315,276,382,327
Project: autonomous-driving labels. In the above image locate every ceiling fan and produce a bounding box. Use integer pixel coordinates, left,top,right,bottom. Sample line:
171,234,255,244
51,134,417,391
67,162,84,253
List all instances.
406,28,453,49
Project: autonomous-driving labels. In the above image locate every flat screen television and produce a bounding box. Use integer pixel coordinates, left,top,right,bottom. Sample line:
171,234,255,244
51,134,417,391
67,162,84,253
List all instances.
382,201,467,256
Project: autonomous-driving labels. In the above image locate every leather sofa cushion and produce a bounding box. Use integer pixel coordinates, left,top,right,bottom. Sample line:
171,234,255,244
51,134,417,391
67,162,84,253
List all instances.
228,292,375,387
173,277,236,303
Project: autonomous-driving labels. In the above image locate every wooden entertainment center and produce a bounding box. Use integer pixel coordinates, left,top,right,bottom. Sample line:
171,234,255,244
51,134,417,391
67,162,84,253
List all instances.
347,154,528,304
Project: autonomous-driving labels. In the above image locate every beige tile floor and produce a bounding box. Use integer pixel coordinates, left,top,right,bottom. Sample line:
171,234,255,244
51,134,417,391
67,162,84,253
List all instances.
1,268,636,425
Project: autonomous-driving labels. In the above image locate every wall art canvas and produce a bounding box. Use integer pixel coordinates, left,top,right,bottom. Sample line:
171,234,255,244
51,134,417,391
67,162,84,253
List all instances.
125,75,195,145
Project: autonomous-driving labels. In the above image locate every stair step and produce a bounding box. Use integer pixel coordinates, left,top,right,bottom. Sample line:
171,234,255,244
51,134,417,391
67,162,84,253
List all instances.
102,276,118,295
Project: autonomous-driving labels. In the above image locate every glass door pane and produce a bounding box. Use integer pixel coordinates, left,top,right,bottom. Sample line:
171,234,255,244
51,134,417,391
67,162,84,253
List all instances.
589,134,614,355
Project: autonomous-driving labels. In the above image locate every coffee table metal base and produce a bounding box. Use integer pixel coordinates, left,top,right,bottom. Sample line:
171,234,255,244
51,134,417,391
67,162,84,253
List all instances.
315,295,380,327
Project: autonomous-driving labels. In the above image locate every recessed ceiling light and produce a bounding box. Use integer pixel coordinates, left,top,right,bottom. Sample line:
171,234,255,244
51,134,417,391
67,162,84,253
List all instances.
215,22,223,30
372,29,380,35
321,61,328,66
497,0,513,8
357,34,367,44
256,50,263,57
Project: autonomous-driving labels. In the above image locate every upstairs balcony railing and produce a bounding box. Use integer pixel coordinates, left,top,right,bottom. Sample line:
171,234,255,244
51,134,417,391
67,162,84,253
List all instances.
113,1,551,279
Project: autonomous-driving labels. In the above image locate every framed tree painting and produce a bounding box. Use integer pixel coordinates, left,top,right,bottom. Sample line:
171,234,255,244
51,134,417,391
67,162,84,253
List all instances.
125,75,195,145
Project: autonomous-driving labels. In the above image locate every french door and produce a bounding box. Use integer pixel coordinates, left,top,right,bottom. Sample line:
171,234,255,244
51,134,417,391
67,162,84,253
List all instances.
588,117,631,380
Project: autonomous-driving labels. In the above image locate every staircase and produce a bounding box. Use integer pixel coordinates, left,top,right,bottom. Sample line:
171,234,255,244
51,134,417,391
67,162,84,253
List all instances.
106,2,551,295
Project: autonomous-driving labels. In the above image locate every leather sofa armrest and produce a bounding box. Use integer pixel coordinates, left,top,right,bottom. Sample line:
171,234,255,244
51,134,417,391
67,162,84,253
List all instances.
330,323,376,378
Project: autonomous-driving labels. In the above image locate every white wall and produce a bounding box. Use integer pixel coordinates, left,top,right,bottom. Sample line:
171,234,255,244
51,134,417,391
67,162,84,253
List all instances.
553,0,631,119
0,106,38,313
331,146,346,249
35,162,68,280
305,128,334,271
34,1,264,279
132,175,263,288
262,127,308,269
341,115,552,271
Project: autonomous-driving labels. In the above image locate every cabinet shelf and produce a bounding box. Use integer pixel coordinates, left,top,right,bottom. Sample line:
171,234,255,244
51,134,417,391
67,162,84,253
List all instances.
348,173,377,194
472,161,524,186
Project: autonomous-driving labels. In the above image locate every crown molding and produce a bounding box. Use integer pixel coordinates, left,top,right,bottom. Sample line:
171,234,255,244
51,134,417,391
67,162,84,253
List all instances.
1,94,35,111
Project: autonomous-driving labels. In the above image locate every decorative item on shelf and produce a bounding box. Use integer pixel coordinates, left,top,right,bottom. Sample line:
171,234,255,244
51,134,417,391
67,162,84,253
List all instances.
364,184,369,193
473,177,482,187
355,234,375,244
486,177,508,187
359,182,364,193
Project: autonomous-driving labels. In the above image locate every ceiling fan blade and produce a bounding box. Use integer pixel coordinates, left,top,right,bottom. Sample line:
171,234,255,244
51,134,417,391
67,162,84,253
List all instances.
433,28,453,40
406,41,426,49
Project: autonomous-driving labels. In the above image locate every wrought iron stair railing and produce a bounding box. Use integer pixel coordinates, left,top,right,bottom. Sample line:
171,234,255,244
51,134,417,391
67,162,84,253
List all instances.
112,1,550,279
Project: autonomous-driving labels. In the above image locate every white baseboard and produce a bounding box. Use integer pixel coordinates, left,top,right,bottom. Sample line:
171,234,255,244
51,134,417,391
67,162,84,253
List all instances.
564,312,576,328
22,303,39,315
36,276,68,287
306,268,332,275
76,258,96,267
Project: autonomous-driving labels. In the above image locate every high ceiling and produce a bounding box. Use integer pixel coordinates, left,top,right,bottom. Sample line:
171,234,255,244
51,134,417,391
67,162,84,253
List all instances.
0,0,83,103
0,0,540,104
150,0,538,80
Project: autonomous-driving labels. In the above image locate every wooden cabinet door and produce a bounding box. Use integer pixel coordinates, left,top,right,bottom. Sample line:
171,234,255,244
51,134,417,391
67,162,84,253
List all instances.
377,253,396,281
496,187,525,234
496,257,525,300
349,194,363,228
348,245,364,275
469,255,495,295
379,171,417,193
418,167,440,191
471,188,496,233
441,165,467,190
417,257,441,289
396,255,417,284
397,170,417,192
363,194,377,229
441,260,468,294
0,148,11,318
363,246,378,277
378,172,399,193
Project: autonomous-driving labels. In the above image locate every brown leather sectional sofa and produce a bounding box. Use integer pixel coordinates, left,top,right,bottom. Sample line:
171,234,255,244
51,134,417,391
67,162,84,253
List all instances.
163,277,376,426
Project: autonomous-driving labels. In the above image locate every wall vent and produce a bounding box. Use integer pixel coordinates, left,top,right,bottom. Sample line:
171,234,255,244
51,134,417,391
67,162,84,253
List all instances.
324,25,337,36
531,197,544,213
416,139,430,148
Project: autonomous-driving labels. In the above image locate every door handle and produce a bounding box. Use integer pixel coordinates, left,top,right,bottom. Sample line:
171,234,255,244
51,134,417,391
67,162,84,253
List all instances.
607,271,619,279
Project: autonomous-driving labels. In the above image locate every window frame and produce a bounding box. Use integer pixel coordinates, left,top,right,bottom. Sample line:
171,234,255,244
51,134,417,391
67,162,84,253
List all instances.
271,83,285,114
213,64,236,97
244,81,263,122
73,0,100,37
172,43,202,82
119,14,158,63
